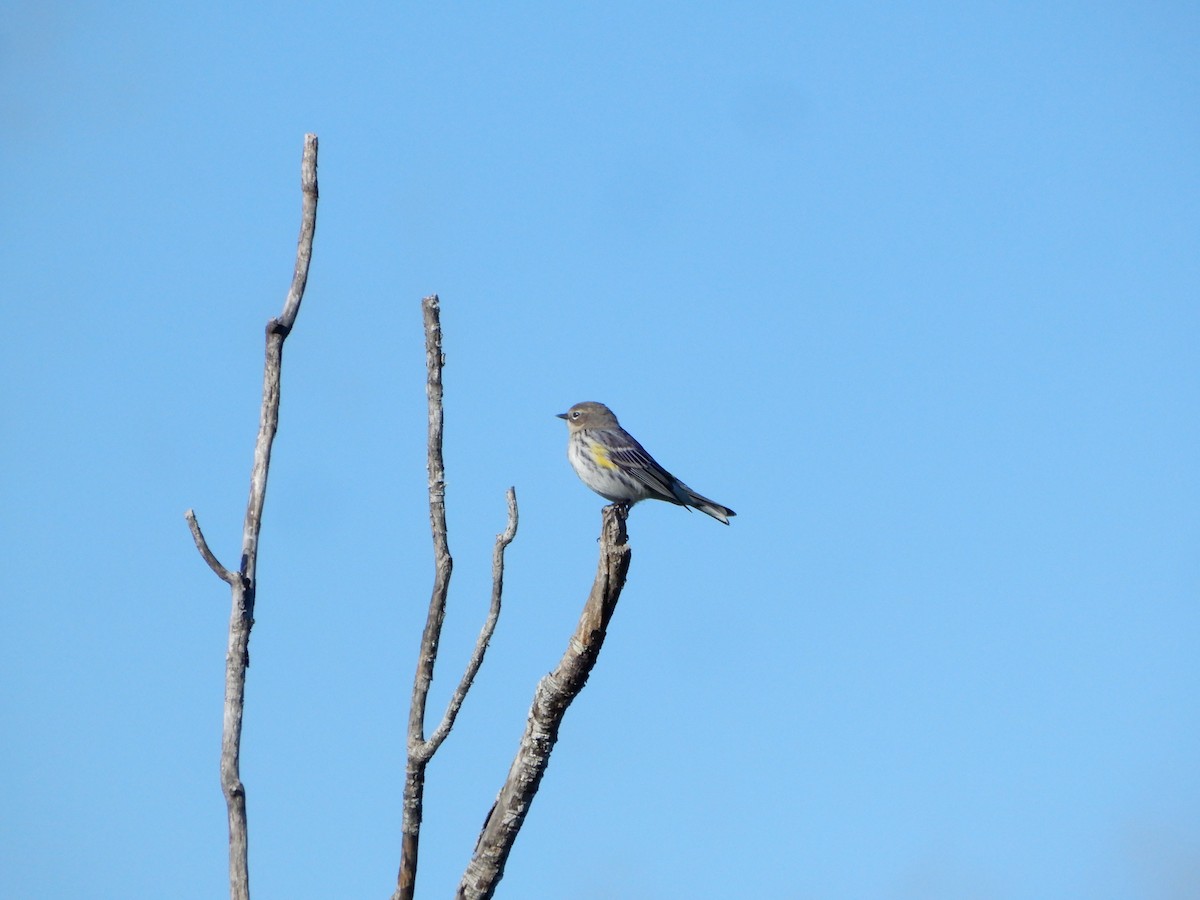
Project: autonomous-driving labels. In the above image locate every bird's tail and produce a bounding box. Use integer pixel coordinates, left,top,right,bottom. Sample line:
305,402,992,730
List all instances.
676,483,736,525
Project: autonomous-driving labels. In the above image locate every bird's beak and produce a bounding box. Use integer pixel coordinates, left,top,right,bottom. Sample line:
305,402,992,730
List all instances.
556,412,568,419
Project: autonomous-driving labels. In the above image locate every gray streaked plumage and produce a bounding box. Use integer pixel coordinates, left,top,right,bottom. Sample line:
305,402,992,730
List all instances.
557,401,736,525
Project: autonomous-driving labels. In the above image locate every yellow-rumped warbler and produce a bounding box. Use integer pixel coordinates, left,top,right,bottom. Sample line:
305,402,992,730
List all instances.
557,401,736,525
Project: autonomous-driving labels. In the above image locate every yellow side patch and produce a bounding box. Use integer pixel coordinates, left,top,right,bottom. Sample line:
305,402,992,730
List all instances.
590,442,619,470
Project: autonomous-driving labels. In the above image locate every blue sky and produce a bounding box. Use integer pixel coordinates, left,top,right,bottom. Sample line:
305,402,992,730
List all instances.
3,3,1197,898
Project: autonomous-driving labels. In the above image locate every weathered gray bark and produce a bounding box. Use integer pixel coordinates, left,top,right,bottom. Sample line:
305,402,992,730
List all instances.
185,132,319,900
394,295,519,900
457,504,632,900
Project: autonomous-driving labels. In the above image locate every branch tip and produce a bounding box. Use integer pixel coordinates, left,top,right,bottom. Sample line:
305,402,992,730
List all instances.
185,509,236,585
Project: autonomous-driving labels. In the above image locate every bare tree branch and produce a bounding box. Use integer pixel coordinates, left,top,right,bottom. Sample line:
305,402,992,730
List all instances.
395,296,520,900
185,132,318,900
185,509,237,585
407,295,453,757
457,504,632,900
424,486,519,759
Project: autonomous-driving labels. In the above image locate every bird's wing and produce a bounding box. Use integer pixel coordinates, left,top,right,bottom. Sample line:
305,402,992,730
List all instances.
606,438,684,501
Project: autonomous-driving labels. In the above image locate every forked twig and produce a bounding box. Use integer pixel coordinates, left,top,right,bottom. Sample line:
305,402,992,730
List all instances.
394,295,520,900
185,132,318,900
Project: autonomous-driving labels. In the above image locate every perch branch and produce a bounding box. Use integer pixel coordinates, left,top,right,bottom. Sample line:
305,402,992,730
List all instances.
457,504,632,900
185,133,318,900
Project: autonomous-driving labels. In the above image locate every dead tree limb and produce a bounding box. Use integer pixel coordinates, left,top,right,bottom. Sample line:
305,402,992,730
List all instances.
457,504,632,900
394,295,520,900
185,132,319,900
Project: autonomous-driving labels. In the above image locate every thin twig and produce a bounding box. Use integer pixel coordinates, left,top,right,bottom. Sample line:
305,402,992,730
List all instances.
457,504,632,900
423,486,519,759
186,133,318,900
408,295,452,754
397,296,453,900
395,297,521,900
185,509,237,584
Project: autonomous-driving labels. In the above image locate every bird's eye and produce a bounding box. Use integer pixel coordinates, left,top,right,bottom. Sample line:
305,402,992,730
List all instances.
571,410,581,419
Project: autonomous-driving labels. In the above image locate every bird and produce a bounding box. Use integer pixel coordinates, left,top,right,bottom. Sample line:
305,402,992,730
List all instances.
557,401,736,524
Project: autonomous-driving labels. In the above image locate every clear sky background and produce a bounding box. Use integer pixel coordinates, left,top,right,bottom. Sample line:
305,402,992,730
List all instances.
3,3,1197,899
